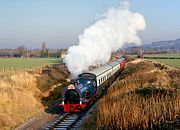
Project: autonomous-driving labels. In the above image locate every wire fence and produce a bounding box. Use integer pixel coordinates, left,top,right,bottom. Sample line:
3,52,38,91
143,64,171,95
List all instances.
0,63,60,73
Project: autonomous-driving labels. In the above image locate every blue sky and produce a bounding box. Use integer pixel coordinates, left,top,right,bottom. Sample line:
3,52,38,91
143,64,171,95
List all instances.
0,0,180,49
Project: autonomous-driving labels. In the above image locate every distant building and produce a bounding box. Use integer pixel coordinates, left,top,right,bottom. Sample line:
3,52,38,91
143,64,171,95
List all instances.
42,42,47,52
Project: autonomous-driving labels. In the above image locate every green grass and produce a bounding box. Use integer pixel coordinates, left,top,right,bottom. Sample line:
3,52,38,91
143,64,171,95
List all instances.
0,58,62,71
151,59,180,68
142,53,180,68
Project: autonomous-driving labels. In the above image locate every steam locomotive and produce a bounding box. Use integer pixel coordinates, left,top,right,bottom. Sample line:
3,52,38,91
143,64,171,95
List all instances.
59,58,125,112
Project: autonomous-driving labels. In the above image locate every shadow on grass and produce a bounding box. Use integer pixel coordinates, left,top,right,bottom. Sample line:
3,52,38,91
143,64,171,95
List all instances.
31,63,70,114
134,86,176,98
41,82,69,114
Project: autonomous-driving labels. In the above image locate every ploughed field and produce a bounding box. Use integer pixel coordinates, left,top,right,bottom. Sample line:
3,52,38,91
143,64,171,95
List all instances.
81,59,180,129
0,58,62,71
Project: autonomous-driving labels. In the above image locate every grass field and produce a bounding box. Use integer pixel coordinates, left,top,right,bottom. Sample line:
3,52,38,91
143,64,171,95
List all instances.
0,58,62,71
151,59,180,68
142,53,180,68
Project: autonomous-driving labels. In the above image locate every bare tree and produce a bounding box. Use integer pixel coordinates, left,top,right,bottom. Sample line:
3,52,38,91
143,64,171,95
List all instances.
16,45,26,57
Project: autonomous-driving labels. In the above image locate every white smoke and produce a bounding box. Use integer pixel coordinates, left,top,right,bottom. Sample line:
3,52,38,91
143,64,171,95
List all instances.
65,0,146,76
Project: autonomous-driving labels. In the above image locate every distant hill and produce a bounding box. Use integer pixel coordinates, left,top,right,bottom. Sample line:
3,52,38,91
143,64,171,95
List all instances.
124,38,180,53
147,39,180,49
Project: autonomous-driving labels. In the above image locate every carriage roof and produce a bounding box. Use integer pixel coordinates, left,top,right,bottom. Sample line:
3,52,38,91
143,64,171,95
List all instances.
85,64,112,77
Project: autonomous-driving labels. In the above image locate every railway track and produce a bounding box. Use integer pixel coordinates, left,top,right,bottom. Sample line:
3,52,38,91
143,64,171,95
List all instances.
45,96,98,130
45,103,96,130
45,113,78,129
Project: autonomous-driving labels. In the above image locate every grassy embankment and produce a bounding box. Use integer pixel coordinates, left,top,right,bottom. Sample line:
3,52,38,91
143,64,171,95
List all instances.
96,59,180,129
81,59,180,129
0,61,69,130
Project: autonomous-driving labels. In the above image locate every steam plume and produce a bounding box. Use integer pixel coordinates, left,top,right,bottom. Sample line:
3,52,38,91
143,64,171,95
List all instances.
65,1,146,76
